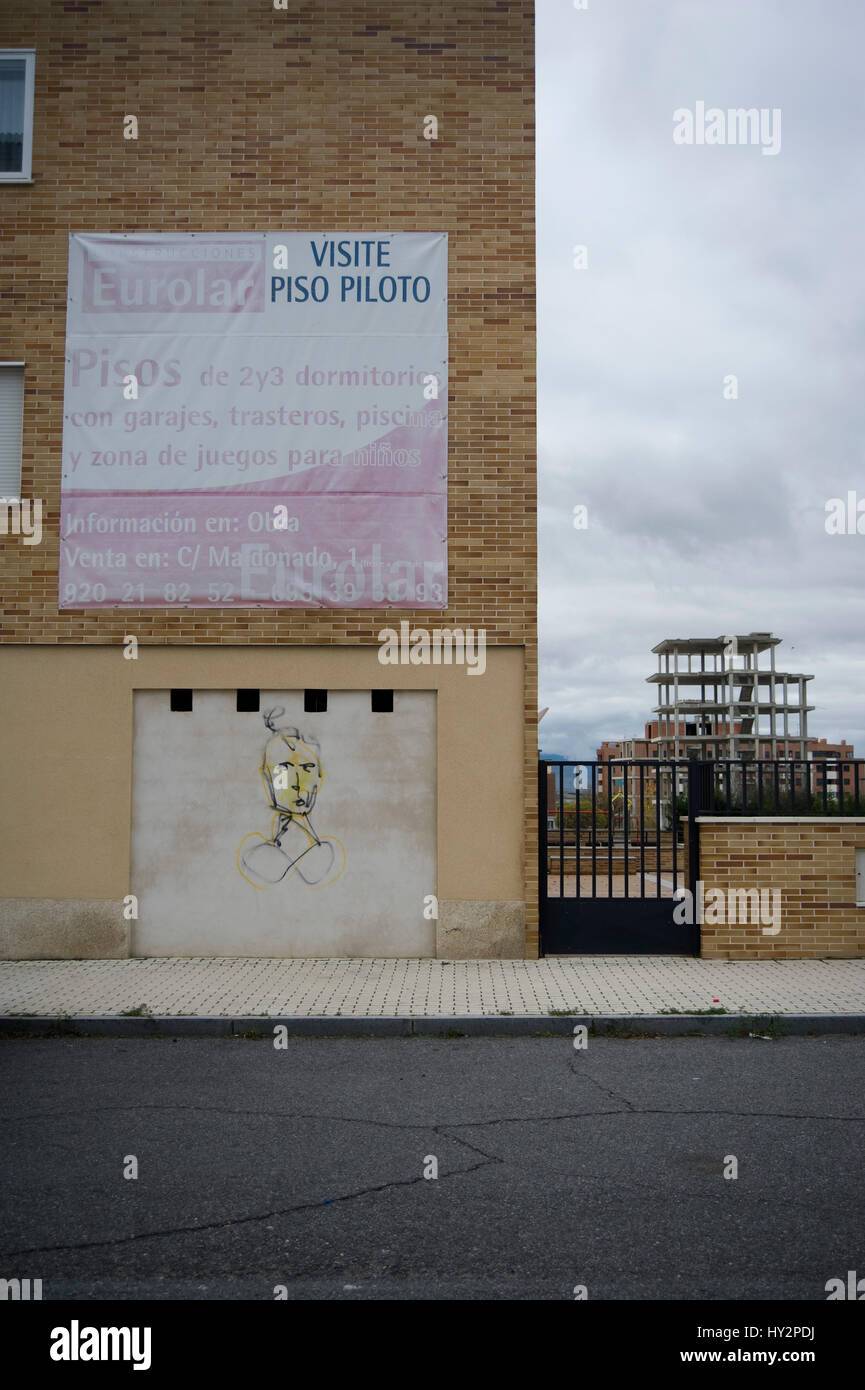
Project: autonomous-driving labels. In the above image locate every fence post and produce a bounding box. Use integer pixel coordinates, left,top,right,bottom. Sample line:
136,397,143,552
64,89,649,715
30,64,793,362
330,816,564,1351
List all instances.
686,761,708,956
538,761,547,957
687,762,700,882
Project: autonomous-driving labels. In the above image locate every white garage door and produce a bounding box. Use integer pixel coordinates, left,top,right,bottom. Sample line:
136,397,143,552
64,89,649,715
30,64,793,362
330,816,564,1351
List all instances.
131,689,436,957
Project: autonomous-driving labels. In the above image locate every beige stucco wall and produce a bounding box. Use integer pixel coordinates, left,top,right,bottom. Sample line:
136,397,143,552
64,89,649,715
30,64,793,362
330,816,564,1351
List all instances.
0,644,526,958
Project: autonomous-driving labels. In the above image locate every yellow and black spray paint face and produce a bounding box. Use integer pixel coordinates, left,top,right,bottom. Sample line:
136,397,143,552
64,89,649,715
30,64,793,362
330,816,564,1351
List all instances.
262,733,323,814
237,716,345,892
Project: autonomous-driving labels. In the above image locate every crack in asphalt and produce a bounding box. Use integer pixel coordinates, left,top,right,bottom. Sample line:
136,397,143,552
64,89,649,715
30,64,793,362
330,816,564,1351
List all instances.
569,1055,638,1110
0,1106,442,1129
4,1103,863,1258
443,1107,865,1126
1,1116,509,1260
2,1102,863,1127
1,1154,503,1259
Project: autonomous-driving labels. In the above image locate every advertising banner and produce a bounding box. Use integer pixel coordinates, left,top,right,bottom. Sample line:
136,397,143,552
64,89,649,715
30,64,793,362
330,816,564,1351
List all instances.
59,232,447,608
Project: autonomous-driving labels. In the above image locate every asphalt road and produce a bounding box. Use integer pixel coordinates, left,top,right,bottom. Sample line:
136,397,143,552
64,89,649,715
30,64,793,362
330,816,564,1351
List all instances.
1,1034,863,1300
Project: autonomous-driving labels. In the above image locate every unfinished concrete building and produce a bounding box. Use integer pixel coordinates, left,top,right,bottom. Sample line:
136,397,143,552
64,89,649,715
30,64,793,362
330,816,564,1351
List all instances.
647,634,814,761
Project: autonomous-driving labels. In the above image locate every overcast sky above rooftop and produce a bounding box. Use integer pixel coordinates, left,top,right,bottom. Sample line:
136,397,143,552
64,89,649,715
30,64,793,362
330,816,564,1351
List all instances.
536,0,865,760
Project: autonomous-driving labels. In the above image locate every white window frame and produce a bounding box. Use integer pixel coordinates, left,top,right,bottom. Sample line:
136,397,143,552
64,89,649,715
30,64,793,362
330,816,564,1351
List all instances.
0,50,35,183
856,848,865,908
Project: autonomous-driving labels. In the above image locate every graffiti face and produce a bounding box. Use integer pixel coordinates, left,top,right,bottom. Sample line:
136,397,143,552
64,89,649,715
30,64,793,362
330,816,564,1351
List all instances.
262,733,322,815
238,711,345,892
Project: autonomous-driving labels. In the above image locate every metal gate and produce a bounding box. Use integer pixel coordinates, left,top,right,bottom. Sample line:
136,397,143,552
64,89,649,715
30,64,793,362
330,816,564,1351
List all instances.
538,759,699,955
538,755,865,955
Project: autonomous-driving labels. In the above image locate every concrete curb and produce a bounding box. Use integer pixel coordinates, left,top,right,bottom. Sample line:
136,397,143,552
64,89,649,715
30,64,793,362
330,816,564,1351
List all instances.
1,1013,865,1037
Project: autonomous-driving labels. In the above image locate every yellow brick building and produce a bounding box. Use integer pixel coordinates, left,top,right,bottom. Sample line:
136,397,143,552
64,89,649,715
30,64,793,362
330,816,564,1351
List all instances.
0,1,538,959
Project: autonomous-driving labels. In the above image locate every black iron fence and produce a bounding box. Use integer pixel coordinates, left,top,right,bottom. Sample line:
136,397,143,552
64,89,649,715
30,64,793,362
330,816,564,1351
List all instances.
679,758,865,817
541,758,865,904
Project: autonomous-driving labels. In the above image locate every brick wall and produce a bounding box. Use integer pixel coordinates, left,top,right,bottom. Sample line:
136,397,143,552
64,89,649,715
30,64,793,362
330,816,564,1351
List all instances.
697,818,865,959
0,0,539,950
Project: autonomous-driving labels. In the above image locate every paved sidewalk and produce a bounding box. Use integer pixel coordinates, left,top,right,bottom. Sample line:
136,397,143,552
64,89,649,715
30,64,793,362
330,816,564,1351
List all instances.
1,955,864,1022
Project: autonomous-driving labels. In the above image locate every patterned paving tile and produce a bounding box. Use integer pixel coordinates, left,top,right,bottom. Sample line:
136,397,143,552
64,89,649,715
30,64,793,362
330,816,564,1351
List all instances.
0,956,864,1017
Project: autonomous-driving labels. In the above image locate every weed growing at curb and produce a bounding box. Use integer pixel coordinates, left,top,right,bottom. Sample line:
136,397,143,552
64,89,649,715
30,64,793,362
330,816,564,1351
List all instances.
660,1006,730,1016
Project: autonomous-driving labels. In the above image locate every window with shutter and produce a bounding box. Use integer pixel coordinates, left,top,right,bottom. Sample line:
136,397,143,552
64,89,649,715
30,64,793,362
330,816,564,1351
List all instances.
0,364,25,500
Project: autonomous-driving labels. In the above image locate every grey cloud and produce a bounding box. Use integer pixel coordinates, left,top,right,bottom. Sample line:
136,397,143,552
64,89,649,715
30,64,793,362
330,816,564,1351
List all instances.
537,2,865,762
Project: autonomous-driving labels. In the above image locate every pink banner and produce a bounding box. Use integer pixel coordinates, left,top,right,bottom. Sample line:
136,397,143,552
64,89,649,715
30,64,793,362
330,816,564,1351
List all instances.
60,492,445,608
60,232,448,607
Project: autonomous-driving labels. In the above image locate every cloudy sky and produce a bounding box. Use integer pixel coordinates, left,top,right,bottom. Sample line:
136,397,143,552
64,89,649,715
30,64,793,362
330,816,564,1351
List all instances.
536,0,865,760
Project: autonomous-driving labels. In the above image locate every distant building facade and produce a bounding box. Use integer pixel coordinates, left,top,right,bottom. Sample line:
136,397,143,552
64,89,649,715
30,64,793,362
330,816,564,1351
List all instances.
648,634,813,761
596,727,862,799
592,634,861,803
